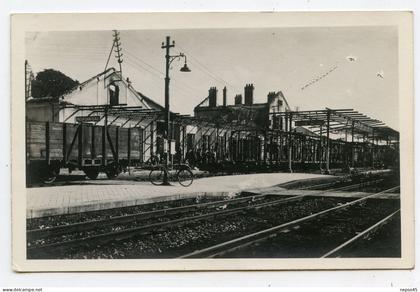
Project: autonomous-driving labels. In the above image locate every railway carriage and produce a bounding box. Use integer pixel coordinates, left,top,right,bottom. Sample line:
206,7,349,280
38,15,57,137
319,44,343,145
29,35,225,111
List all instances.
26,121,144,183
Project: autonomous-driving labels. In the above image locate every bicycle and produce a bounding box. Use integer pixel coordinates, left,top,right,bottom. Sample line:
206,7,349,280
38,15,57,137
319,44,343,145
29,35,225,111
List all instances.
149,163,194,187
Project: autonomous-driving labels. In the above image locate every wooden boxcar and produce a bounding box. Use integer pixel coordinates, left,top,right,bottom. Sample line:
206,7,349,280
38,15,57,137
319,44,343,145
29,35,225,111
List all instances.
26,121,144,183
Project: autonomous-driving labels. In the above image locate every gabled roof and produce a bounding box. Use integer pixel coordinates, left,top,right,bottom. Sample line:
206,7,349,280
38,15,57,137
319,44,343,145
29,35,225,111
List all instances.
278,91,291,111
56,67,165,111
63,67,116,98
136,91,164,111
195,96,209,108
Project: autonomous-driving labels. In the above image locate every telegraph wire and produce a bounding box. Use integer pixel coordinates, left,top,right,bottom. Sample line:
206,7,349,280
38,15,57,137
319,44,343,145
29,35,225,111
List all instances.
124,48,204,96
125,50,164,76
104,42,115,73
125,58,201,97
125,57,162,79
124,60,163,92
110,31,202,98
176,44,241,93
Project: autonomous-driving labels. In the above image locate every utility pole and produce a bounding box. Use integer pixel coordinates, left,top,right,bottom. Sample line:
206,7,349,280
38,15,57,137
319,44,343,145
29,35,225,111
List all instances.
162,36,175,148
161,36,191,185
113,30,123,75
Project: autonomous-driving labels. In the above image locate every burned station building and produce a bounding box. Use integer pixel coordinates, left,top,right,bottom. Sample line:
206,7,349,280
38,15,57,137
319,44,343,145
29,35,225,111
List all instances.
194,84,290,131
190,84,292,163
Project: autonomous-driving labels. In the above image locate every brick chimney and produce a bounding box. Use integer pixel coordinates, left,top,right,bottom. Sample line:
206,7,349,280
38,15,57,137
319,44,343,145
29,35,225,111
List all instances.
234,94,242,105
244,83,254,106
223,86,227,106
208,87,217,107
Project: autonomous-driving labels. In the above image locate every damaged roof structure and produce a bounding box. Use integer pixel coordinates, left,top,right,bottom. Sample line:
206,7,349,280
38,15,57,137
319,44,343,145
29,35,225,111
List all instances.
194,84,291,131
26,66,399,147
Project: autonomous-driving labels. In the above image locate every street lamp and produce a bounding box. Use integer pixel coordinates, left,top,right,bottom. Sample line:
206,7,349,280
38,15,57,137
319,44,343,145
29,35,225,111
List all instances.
180,56,191,72
161,36,191,185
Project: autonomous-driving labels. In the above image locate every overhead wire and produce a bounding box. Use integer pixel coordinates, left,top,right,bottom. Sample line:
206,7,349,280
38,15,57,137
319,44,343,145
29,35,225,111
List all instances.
124,57,201,97
31,38,208,97
29,35,208,100
124,50,164,76
124,60,164,94
125,59,204,112
124,48,205,96
106,35,199,97
176,44,241,93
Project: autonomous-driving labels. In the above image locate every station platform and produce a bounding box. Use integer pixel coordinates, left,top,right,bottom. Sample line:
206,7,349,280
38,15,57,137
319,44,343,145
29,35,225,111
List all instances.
26,172,328,218
26,170,398,218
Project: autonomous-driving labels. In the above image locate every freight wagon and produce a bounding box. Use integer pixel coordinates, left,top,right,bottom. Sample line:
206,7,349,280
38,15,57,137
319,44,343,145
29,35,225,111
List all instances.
181,128,398,173
26,121,145,183
26,120,399,184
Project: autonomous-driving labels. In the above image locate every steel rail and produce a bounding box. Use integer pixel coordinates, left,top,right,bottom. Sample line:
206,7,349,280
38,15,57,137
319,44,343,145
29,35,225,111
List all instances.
27,180,390,256
27,193,271,241
299,179,350,190
178,185,400,259
320,209,400,258
27,194,305,255
300,178,383,191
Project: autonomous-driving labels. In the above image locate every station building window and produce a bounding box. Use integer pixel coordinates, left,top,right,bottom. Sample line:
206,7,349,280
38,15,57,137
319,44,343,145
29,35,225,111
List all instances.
109,83,120,106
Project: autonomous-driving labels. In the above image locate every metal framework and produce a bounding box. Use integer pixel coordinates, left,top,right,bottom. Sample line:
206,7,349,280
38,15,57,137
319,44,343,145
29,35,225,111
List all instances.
59,104,399,174
270,108,398,142
267,107,398,173
60,104,164,125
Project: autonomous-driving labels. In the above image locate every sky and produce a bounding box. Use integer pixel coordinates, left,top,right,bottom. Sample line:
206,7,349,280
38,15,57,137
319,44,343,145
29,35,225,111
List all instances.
26,26,399,130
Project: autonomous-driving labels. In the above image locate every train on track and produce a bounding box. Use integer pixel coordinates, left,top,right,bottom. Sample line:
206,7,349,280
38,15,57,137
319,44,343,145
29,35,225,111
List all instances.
26,119,399,183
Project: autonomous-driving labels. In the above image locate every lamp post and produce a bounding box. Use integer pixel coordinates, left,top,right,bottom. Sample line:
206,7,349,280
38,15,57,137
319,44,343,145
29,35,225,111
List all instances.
161,36,191,185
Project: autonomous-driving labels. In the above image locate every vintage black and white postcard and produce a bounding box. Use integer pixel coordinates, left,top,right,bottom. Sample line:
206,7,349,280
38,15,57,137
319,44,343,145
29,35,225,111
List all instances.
11,12,414,271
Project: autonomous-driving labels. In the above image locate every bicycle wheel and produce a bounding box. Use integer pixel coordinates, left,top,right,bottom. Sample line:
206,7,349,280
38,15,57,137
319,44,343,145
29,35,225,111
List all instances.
149,166,165,185
177,168,193,187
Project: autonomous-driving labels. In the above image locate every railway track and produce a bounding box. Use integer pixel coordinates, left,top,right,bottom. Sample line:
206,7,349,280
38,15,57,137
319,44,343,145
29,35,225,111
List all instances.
27,193,273,241
178,186,400,258
320,209,400,258
27,179,396,259
27,193,294,256
298,178,384,191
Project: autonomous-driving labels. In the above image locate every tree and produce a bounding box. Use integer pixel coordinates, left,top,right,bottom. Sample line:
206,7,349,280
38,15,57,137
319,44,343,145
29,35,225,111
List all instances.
31,69,79,98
